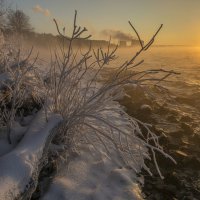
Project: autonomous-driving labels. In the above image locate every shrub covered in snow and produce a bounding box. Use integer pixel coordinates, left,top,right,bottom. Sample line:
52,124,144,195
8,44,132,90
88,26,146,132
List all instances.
45,11,177,178
0,44,43,144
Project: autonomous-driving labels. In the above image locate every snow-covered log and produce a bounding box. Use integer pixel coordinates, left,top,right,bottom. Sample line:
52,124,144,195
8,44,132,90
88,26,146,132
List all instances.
0,110,62,200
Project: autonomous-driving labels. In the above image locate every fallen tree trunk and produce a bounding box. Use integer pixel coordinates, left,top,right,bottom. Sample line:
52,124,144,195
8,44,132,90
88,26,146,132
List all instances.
0,110,62,200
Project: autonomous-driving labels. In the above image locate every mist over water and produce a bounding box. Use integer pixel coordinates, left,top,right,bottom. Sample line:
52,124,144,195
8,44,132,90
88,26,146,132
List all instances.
117,46,200,110
117,46,200,199
117,46,200,84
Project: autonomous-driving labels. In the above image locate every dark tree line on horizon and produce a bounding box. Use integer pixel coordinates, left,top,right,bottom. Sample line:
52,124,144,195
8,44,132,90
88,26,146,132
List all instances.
0,0,139,48
0,0,33,35
0,0,111,49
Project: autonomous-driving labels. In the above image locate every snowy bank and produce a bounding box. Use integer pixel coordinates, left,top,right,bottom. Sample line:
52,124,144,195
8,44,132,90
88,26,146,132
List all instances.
42,102,146,200
42,144,144,200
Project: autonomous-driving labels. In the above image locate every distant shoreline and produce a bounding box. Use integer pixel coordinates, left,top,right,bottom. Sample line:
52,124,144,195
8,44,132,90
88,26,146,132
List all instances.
152,45,199,47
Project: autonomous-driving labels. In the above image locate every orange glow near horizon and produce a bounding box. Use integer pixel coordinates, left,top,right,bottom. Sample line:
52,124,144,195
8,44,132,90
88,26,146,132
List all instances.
8,0,200,46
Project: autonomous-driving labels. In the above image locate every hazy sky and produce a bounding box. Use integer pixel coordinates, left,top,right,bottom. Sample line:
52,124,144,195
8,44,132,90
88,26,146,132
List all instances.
14,0,200,45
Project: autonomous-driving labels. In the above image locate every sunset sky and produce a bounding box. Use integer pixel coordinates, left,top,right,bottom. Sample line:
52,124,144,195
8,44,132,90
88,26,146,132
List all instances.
14,0,200,46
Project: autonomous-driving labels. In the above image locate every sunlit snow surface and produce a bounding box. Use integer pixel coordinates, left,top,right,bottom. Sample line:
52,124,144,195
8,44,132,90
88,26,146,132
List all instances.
43,101,145,200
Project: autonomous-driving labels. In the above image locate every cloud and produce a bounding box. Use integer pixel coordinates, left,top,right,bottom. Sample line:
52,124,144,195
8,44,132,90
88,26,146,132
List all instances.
101,29,133,41
33,4,51,17
44,9,50,17
33,5,43,13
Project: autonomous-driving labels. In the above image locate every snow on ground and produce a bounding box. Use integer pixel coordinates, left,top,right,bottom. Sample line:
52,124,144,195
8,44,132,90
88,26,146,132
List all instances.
0,110,62,200
42,144,144,200
0,121,27,156
0,139,14,157
42,101,146,200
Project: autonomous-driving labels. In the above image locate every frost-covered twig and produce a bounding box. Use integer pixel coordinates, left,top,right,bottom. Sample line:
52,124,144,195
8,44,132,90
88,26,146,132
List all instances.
0,45,43,143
